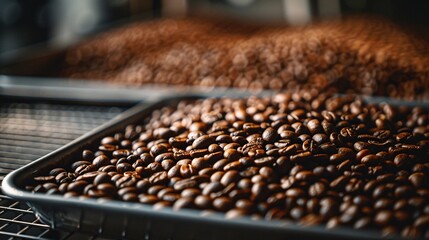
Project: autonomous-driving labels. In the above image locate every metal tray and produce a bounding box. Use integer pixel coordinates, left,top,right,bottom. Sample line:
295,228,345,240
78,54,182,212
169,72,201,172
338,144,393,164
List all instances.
1,95,417,240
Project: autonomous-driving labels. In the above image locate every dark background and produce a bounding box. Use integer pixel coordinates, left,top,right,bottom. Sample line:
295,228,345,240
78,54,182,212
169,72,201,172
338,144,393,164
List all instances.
0,0,428,64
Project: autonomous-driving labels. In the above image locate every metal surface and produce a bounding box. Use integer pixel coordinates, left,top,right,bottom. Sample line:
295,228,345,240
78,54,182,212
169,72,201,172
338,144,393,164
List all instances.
0,99,128,239
2,96,402,240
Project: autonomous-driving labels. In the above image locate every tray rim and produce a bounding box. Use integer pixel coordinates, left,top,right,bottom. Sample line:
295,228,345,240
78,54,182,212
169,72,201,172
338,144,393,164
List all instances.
3,94,424,240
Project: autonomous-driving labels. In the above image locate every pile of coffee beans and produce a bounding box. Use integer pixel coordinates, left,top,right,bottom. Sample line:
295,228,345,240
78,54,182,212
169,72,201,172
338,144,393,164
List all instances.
61,17,429,100
29,92,429,238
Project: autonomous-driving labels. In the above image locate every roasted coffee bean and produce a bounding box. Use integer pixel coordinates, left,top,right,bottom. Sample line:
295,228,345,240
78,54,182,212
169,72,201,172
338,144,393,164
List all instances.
202,182,223,195
320,198,338,219
78,172,98,182
290,151,311,163
259,167,275,180
354,217,372,229
180,164,196,178
409,173,426,188
113,149,131,159
149,171,168,185
192,135,215,149
116,175,138,188
161,159,175,171
93,155,110,168
330,176,349,190
173,197,194,210
195,195,212,209
139,194,158,204
147,185,164,195
71,161,91,172
254,156,275,167
82,150,94,160
147,162,163,173
309,182,326,197
150,144,169,157
213,197,233,212
156,187,175,199
116,162,133,174
210,171,225,182
295,171,316,183
285,188,306,198
34,175,55,183
167,165,181,178
223,161,243,171
208,144,222,153
136,179,151,193
181,188,201,198
223,149,240,162
97,183,116,196
174,179,197,191
262,127,278,143
225,208,247,219
375,211,393,226
220,170,240,186
191,157,209,171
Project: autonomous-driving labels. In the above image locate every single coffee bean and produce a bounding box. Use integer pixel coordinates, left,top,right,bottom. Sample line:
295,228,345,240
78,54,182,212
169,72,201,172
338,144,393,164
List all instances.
409,172,426,188
149,171,168,185
375,210,393,226
195,195,212,209
97,183,116,196
173,198,194,211
220,170,240,186
139,194,158,204
262,127,278,143
213,197,233,212
192,135,215,149
181,188,201,198
180,164,196,178
309,182,326,197
174,179,197,191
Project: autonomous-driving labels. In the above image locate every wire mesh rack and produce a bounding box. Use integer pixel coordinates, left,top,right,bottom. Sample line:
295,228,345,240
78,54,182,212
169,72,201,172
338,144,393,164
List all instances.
0,100,129,240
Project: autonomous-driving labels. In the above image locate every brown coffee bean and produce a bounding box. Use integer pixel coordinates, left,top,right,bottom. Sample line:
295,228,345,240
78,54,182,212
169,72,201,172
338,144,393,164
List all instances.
401,226,421,238
220,170,240,186
330,176,349,190
254,156,275,167
192,135,215,149
375,210,393,226
409,173,426,188
213,197,233,212
295,171,316,183
173,198,194,211
67,180,87,193
181,188,201,198
309,182,326,197
290,151,311,163
354,217,372,229
149,171,168,185
262,127,278,143
195,195,212,209
320,198,338,218
202,182,223,195
285,188,306,198
414,215,429,229
180,164,196,178
360,154,381,166
174,179,197,191
139,194,158,204
191,157,209,171
97,183,116,196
